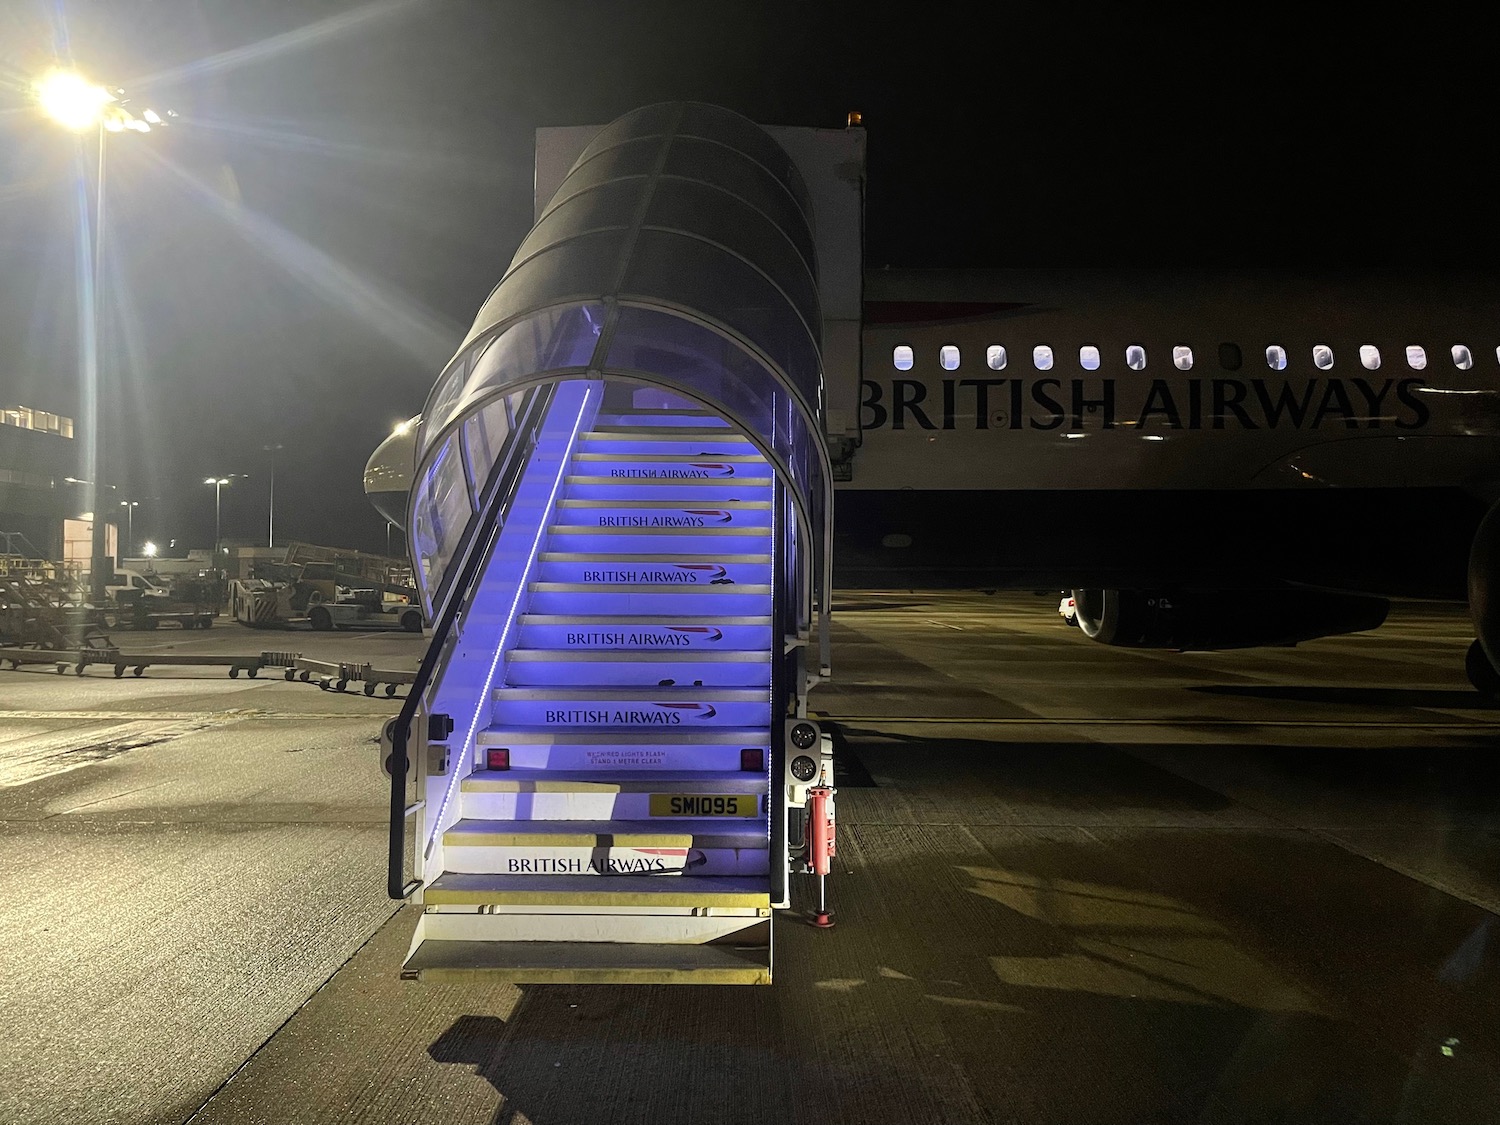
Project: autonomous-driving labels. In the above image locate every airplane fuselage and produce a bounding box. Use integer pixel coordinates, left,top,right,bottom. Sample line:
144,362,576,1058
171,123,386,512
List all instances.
833,270,1500,600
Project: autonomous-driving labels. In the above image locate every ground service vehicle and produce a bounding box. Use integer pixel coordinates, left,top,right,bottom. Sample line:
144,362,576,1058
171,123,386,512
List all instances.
385,104,842,986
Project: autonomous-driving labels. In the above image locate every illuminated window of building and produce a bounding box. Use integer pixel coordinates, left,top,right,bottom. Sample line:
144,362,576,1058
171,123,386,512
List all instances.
986,345,1007,370
1313,344,1334,370
1173,345,1193,371
893,345,914,371
1219,343,1242,370
1079,345,1100,371
1406,345,1427,370
0,404,74,438
1452,344,1474,370
1360,344,1381,370
1033,345,1054,371
940,345,960,371
1265,345,1288,371
1125,345,1147,371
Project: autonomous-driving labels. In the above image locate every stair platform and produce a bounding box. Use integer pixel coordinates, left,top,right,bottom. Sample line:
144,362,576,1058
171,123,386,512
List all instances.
402,939,772,985
462,769,766,792
423,871,770,907
443,817,767,850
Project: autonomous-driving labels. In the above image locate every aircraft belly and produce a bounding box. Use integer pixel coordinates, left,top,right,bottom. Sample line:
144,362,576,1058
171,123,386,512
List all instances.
830,487,1483,599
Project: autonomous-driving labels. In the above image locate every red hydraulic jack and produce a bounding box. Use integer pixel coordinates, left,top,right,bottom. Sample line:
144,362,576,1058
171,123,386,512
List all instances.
807,784,837,928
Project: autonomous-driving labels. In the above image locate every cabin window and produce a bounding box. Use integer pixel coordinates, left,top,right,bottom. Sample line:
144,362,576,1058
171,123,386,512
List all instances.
1452,344,1474,370
1219,343,1242,370
1312,344,1334,370
940,345,960,371
1265,345,1288,371
1033,345,1054,371
1173,345,1193,371
1360,344,1381,370
893,345,913,371
1125,345,1147,371
1406,345,1427,370
1079,345,1100,371
986,345,1007,370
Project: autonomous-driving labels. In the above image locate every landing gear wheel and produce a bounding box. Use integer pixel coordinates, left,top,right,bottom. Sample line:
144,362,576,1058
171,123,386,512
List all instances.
1466,639,1500,697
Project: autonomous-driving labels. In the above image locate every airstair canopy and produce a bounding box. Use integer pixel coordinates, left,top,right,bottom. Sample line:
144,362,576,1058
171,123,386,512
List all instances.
409,103,831,624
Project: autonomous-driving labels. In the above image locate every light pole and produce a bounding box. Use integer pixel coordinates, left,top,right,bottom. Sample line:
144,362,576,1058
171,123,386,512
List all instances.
204,476,243,565
119,500,138,557
34,70,172,605
263,444,284,549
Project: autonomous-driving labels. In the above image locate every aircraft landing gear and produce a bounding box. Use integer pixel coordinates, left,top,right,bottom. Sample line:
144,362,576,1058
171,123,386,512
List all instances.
1465,639,1500,697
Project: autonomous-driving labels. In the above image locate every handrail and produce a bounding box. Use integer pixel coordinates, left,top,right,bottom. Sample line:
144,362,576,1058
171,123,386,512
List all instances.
387,384,556,899
769,475,789,908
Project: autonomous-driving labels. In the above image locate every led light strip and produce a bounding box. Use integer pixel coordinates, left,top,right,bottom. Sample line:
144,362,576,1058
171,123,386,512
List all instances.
423,382,598,860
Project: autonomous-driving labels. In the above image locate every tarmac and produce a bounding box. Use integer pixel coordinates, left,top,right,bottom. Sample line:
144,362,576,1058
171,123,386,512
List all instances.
1,593,1497,1124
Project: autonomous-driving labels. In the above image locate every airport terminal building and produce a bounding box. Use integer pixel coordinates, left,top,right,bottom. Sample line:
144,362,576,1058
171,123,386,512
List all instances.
0,402,81,560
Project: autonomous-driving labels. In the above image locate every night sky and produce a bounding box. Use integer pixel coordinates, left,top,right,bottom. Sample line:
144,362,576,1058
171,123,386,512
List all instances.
0,2,1492,554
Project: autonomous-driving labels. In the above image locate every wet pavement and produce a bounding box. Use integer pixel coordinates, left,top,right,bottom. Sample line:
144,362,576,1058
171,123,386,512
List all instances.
2,597,1498,1124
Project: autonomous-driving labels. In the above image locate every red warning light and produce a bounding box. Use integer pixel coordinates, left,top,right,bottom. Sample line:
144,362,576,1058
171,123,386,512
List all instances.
740,748,764,771
487,748,511,771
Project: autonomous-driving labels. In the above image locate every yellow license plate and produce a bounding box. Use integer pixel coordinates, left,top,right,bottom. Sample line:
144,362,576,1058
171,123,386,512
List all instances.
650,794,759,817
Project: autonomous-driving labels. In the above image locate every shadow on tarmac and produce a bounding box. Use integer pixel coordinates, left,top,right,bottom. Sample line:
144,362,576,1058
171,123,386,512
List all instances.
408,724,1500,1123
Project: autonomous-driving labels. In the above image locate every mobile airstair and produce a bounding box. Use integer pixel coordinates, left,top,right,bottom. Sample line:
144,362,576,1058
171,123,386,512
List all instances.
386,103,837,984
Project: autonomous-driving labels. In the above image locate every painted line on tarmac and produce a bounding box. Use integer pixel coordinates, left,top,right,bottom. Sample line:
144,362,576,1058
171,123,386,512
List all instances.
0,709,394,721
813,713,1500,730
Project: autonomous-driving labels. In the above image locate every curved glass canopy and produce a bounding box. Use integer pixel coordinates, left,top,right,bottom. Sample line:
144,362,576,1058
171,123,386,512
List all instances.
408,102,832,643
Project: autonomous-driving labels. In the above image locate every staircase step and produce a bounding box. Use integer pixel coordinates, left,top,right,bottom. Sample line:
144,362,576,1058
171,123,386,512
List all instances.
516,615,773,651
583,428,747,439
423,871,769,907
525,584,771,616
412,912,768,945
445,818,765,849
592,416,731,430
536,555,771,585
545,526,770,554
504,650,771,688
442,818,769,877
577,435,751,456
573,452,768,465
477,728,768,771
561,480,769,506
461,768,766,819
557,499,773,528
567,462,768,486
402,938,771,985
491,686,770,728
